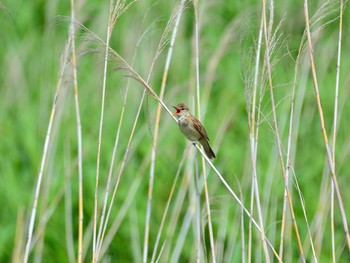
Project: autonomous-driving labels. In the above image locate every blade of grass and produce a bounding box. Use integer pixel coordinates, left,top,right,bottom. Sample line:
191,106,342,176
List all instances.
69,1,83,261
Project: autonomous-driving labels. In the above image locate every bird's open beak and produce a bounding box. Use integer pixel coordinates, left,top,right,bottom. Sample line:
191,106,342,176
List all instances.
172,106,178,116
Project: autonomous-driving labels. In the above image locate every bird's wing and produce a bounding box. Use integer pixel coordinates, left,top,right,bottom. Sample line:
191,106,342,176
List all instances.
193,118,210,141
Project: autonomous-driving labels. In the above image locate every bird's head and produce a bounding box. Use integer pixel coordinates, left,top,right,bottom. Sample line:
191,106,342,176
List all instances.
173,102,189,117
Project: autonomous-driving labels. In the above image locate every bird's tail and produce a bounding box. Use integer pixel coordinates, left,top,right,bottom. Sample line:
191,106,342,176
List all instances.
200,139,216,159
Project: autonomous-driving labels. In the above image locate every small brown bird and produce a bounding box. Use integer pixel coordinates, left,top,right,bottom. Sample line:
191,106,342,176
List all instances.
173,102,216,159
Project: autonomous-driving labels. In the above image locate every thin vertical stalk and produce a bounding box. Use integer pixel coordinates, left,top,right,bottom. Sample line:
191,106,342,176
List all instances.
193,0,216,261
194,150,201,262
280,75,294,258
69,1,83,262
92,1,113,259
240,189,246,263
248,10,264,263
331,1,343,261
64,169,75,263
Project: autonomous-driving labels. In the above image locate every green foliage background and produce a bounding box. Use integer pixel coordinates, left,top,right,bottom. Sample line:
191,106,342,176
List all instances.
1,0,350,262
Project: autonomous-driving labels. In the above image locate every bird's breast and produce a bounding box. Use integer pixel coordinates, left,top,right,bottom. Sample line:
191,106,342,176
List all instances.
178,117,200,141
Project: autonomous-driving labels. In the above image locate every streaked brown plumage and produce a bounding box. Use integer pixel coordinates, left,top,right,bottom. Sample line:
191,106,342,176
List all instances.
173,102,216,159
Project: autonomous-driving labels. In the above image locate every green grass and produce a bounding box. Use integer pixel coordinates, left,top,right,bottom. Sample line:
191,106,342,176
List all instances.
1,0,350,262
